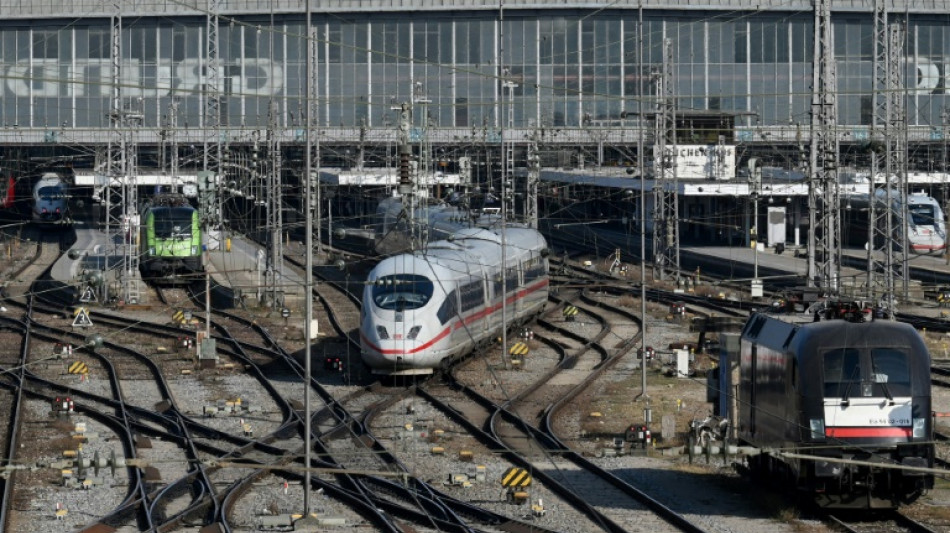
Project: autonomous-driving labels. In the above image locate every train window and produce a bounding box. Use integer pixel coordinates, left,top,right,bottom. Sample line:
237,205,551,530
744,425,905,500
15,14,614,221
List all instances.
372,274,434,310
493,276,503,298
822,348,861,398
436,291,458,324
870,348,911,396
459,281,485,312
908,204,936,226
524,257,545,283
153,207,196,238
37,185,64,200
506,267,519,292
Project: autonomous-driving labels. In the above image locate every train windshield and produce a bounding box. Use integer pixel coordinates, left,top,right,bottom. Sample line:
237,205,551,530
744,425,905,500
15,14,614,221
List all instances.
153,208,194,238
870,348,911,396
908,204,936,226
37,185,64,200
372,274,433,310
823,348,861,398
823,347,911,398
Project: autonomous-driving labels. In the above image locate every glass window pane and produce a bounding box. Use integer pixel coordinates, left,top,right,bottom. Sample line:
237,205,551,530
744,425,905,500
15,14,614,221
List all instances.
823,348,861,397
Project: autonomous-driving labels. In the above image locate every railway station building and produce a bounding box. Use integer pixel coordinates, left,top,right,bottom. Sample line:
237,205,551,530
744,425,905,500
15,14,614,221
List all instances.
2,0,950,246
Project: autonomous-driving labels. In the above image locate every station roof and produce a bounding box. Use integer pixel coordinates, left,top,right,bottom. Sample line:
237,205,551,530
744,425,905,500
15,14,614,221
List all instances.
5,0,937,19
318,168,463,187
73,170,199,187
541,168,950,197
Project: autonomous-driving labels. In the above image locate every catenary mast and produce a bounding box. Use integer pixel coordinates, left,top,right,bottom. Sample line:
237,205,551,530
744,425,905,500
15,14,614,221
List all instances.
807,0,840,294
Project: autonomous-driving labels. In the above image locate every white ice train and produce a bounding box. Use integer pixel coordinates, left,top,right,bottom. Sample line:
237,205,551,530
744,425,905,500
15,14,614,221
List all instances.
374,195,505,256
842,189,946,255
32,172,70,224
904,192,946,254
360,226,549,375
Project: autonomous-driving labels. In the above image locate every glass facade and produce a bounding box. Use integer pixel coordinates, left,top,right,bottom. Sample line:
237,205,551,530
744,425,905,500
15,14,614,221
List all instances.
1,10,949,132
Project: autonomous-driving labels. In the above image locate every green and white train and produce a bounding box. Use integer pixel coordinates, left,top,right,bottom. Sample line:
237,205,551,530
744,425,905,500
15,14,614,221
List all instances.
139,194,203,277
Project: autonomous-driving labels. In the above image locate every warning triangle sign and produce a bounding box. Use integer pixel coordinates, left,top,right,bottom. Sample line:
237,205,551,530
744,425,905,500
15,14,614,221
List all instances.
79,286,97,303
72,307,93,328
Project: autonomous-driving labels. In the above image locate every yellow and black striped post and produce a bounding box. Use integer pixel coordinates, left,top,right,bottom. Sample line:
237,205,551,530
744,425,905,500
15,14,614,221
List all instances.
509,341,529,368
68,361,88,375
563,305,578,322
509,342,529,357
500,467,532,488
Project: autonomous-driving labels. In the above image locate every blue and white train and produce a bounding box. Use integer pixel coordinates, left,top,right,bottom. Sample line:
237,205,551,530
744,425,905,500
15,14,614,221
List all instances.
32,172,70,225
361,226,549,375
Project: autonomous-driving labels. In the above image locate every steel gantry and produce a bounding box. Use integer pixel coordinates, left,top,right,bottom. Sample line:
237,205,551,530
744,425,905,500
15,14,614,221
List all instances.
526,132,540,229
867,2,909,311
103,2,144,304
807,0,840,294
652,37,680,282
265,100,284,307
203,0,223,230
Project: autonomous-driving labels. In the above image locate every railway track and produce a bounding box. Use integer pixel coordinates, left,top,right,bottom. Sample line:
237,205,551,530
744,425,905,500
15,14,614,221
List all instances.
1,222,945,532
828,511,940,533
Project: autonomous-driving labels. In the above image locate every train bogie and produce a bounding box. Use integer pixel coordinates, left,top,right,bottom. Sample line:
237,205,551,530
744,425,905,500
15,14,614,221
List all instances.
361,227,549,376
738,313,934,509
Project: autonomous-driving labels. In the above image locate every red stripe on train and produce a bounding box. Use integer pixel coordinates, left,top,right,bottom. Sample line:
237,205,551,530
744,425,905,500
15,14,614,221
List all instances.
825,427,912,438
364,278,549,356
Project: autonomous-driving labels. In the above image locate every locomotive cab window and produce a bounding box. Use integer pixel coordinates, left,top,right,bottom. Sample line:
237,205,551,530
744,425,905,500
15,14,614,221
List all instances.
38,185,64,200
870,348,911,396
908,204,936,226
823,347,911,398
372,274,434,310
154,207,195,238
823,348,861,398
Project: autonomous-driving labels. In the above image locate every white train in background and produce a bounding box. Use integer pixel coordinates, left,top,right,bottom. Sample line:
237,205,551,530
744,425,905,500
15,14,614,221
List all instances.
360,226,549,376
842,188,946,255
373,194,507,256
904,193,947,254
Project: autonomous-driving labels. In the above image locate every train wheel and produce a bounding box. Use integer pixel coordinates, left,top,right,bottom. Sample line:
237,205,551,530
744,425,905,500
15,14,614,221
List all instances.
438,357,451,377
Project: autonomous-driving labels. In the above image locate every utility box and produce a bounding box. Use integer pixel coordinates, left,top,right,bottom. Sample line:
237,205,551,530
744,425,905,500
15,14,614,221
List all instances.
675,349,689,378
198,338,217,368
751,279,763,298
767,206,786,247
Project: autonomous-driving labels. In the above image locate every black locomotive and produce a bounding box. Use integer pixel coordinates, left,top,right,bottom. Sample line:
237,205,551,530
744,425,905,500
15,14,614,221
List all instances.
739,313,934,509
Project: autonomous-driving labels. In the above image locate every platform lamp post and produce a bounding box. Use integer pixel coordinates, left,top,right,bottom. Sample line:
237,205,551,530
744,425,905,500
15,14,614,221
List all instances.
749,159,763,298
327,188,336,253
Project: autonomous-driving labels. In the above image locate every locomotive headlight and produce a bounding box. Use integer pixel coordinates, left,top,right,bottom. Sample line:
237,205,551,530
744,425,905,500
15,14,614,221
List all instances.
913,417,926,438
376,325,389,340
191,246,199,255
810,418,825,440
148,247,156,254
407,325,422,340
